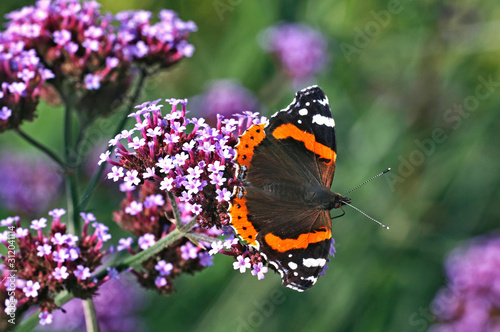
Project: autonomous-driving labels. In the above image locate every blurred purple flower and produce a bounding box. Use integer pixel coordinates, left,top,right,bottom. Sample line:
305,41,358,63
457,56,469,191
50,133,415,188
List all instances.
430,234,500,331
261,23,328,84
192,80,259,124
39,275,147,332
0,152,62,215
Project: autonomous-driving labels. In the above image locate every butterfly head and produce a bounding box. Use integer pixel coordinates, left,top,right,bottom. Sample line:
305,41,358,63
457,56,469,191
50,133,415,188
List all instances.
330,192,351,210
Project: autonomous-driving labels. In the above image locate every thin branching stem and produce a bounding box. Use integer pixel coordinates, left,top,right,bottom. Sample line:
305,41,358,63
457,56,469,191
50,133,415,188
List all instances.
78,69,148,211
15,128,67,169
83,299,100,332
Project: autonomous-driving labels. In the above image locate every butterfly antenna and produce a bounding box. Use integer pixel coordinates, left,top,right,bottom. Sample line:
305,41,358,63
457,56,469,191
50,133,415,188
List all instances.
343,168,391,196
341,201,389,230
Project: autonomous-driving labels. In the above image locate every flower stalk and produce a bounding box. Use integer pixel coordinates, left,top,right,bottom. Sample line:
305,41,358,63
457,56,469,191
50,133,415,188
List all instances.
78,69,148,212
82,299,100,332
15,129,68,170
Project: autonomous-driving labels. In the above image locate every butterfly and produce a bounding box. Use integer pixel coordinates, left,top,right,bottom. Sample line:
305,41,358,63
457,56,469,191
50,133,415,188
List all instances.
229,85,350,291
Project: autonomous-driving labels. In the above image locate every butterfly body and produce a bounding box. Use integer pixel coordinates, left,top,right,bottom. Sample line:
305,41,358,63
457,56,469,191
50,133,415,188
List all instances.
230,85,348,291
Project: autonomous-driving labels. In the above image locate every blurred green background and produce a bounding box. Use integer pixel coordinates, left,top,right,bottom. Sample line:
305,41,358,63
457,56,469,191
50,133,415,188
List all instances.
1,0,500,331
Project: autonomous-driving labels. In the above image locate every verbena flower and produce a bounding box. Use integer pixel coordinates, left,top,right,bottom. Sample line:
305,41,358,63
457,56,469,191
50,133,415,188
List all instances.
39,275,147,332
114,9,197,68
430,234,500,331
0,151,62,215
0,35,53,132
104,98,273,289
261,23,328,84
192,80,259,125
3,0,131,120
2,0,196,123
0,210,111,326
113,180,222,295
103,98,265,229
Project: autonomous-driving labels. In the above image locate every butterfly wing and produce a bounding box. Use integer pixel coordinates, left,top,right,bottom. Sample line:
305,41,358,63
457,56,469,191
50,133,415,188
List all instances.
230,86,337,291
266,85,337,188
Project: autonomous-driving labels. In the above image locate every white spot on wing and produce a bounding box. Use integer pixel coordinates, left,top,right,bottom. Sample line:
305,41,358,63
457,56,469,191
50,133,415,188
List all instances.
312,114,335,128
287,284,304,292
288,262,298,270
303,258,326,268
300,85,318,93
305,276,318,285
317,97,329,106
298,108,308,116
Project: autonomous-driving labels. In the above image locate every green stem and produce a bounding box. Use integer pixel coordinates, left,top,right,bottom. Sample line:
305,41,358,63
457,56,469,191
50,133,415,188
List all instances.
73,120,88,167
65,173,79,234
167,192,183,229
64,103,73,161
123,217,198,269
15,311,38,332
62,101,82,233
186,232,217,245
78,69,148,211
83,299,100,332
123,228,182,270
16,291,74,332
15,129,67,169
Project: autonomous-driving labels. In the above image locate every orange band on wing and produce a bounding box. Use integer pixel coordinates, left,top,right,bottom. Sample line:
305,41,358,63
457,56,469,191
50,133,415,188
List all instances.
235,123,266,168
264,227,331,252
272,123,336,163
229,193,258,247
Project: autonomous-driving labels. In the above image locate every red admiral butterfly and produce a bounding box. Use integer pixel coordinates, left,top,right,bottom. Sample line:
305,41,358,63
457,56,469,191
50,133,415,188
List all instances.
229,85,350,291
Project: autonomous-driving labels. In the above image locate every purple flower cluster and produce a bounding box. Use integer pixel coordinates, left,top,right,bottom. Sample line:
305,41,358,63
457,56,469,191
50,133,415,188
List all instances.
101,97,265,229
0,35,54,131
0,210,111,326
40,275,146,332
1,0,196,123
430,234,500,331
208,232,268,281
0,151,62,215
114,9,197,67
113,180,220,295
261,23,328,84
193,80,259,125
102,97,276,286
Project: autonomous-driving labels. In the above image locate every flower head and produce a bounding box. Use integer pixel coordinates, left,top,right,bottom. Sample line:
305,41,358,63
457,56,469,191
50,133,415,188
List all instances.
0,39,53,131
115,9,197,67
0,210,109,325
112,180,224,295
1,1,197,123
104,98,264,230
430,234,500,331
261,23,328,84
